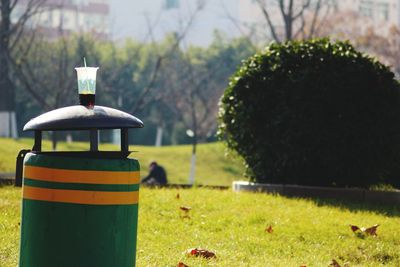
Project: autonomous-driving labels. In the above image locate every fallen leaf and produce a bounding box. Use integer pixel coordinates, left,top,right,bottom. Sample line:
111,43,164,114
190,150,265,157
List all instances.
299,264,307,267
176,193,180,199
186,248,216,259
180,206,191,212
265,225,273,233
349,225,360,232
177,262,189,267
349,224,379,236
329,259,341,267
363,224,379,236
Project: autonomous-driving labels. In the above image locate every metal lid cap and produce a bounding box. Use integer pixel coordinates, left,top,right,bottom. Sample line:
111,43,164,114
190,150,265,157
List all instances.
23,105,144,131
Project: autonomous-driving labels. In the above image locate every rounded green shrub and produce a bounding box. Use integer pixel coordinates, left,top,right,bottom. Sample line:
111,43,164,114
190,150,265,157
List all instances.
218,38,400,188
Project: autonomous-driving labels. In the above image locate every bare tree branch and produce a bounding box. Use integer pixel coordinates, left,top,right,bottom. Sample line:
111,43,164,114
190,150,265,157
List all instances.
294,12,306,39
249,0,334,42
256,0,281,42
10,57,51,109
292,0,311,21
0,0,47,118
10,0,45,48
219,0,258,50
307,0,322,38
131,56,162,114
311,0,335,38
10,0,18,10
130,1,205,114
163,39,230,143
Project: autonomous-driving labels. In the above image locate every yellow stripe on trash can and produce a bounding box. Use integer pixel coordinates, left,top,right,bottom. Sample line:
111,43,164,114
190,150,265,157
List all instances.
23,186,139,205
24,166,140,185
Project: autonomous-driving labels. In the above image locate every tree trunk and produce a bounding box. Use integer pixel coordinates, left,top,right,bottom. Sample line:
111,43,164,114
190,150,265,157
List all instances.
112,129,120,145
0,111,18,137
155,126,163,147
0,0,17,137
188,137,197,185
66,133,73,143
188,90,198,185
52,131,57,151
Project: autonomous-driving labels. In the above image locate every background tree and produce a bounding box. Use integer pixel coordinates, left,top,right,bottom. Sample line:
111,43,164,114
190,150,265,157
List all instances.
14,33,99,149
315,9,400,78
162,34,254,183
10,0,205,148
225,0,337,44
12,32,256,147
356,26,400,77
0,0,44,138
97,2,205,146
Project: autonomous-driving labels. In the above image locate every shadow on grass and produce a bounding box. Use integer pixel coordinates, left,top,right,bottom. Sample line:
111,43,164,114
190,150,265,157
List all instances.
235,182,400,217
305,196,400,217
148,183,400,217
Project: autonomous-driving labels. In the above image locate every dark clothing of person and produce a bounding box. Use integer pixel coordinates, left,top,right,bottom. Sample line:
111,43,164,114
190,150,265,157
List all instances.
142,165,167,185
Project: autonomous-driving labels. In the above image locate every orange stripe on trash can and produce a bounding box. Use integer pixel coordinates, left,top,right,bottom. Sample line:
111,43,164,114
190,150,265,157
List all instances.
23,186,139,205
24,166,140,184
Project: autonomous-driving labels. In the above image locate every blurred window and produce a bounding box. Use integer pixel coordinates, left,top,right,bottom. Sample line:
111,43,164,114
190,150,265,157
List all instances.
63,13,70,29
164,0,179,9
359,0,373,18
42,10,53,27
11,5,24,24
85,16,92,28
377,2,389,21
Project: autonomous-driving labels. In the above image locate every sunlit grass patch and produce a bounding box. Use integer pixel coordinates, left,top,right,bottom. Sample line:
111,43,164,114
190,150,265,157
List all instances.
2,186,399,266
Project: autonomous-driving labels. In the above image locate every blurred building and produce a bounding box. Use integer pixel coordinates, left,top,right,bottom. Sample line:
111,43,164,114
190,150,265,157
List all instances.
339,0,394,25
238,0,395,25
12,0,110,39
109,0,239,46
237,0,398,40
10,0,399,44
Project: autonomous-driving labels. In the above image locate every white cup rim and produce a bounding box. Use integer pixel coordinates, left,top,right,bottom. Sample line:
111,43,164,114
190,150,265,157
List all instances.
75,67,99,70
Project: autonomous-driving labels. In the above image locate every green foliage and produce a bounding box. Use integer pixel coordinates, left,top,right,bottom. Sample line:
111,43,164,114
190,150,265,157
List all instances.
2,186,400,266
219,38,400,188
15,33,255,145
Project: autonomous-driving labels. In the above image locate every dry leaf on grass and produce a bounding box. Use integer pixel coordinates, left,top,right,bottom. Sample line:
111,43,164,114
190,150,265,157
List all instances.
299,264,307,267
350,225,360,232
349,224,379,236
186,248,216,259
179,206,191,219
180,206,191,212
329,259,341,267
177,262,189,267
265,225,273,233
363,224,379,236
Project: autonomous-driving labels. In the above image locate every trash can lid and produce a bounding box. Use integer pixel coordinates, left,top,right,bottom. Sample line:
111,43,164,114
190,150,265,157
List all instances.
23,105,144,131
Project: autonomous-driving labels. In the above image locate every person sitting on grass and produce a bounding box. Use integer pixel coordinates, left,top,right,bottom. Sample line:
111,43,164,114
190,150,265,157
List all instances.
141,161,168,185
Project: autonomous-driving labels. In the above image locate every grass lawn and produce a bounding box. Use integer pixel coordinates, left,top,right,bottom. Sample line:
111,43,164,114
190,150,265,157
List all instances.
0,137,245,186
1,186,400,266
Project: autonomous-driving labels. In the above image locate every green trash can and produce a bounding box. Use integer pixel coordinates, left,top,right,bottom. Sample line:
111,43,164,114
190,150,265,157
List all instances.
16,105,144,267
